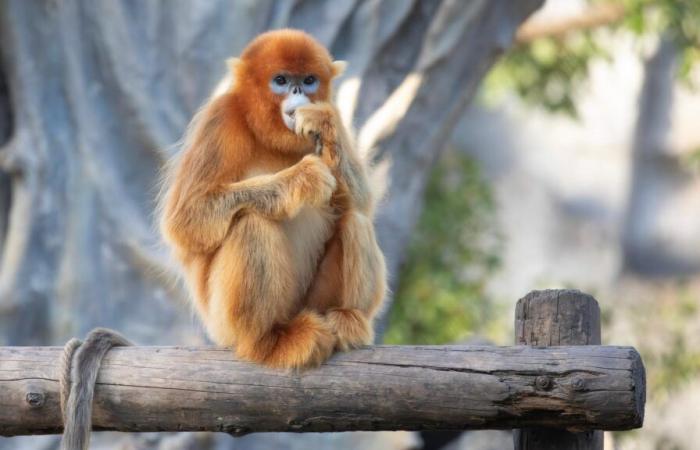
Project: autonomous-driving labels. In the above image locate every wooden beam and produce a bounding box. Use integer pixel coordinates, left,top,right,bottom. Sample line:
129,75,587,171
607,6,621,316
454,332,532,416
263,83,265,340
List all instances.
1,344,645,436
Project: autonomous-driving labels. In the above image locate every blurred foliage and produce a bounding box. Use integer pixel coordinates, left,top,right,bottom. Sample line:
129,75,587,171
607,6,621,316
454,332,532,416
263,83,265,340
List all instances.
684,147,700,173
609,281,700,397
485,0,700,116
640,283,700,399
486,31,608,117
384,150,502,345
621,0,700,78
610,280,700,446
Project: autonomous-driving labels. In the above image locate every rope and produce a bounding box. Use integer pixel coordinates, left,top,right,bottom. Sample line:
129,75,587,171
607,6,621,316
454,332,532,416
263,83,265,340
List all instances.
59,328,133,450
59,337,82,420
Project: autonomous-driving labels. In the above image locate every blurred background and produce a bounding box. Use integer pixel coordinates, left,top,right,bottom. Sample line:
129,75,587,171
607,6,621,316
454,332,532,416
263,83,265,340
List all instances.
1,0,699,449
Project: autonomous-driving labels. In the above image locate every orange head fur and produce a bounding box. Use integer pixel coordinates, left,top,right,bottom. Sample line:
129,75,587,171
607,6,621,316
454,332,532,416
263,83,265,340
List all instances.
230,29,345,153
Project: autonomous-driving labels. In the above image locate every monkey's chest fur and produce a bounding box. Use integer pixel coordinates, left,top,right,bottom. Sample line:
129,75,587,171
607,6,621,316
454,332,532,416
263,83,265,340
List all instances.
243,165,337,297
282,205,337,292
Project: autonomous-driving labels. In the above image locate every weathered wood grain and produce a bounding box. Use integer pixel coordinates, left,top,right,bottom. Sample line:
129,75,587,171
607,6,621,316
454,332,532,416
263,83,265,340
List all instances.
514,290,618,450
0,344,644,436
515,289,602,347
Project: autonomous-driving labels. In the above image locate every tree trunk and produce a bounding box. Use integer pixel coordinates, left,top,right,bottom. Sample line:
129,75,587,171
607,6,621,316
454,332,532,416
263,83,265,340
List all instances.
622,37,700,275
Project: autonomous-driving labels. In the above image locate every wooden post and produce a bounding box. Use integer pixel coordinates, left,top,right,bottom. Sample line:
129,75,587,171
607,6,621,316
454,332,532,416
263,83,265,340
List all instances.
514,289,605,449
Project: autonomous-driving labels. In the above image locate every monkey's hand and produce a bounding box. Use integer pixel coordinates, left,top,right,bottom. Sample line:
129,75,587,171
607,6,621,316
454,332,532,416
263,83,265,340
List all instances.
288,154,337,209
295,103,339,169
215,155,335,223
295,103,374,215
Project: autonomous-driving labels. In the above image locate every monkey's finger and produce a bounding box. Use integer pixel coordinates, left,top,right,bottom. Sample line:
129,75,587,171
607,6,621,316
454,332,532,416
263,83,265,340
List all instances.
321,143,340,169
314,133,323,155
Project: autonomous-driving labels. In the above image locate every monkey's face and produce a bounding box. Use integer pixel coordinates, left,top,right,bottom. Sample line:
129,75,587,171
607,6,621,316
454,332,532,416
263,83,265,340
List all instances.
270,72,319,131
236,30,345,147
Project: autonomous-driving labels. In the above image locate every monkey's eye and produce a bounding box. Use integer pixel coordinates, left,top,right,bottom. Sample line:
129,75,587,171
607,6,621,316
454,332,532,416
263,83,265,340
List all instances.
303,76,316,85
273,75,287,86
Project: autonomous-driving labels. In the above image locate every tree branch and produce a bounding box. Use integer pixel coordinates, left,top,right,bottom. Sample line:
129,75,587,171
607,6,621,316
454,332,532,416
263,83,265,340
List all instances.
516,3,625,44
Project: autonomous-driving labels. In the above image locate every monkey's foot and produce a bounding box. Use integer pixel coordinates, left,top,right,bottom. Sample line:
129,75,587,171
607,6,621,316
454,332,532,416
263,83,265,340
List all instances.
326,308,373,351
262,310,336,370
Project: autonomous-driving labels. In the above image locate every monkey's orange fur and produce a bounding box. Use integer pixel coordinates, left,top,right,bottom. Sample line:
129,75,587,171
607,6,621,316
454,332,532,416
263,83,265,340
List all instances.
159,29,386,369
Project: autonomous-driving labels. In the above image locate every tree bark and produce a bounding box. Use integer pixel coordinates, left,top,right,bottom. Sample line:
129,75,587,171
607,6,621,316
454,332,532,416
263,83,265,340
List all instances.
0,344,645,436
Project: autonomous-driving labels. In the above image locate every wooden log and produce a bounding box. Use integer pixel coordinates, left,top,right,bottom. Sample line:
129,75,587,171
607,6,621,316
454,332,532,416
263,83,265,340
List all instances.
513,290,630,450
1,344,644,436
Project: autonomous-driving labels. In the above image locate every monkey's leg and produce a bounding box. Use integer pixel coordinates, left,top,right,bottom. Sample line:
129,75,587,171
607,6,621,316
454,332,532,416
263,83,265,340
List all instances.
306,211,387,350
207,214,336,369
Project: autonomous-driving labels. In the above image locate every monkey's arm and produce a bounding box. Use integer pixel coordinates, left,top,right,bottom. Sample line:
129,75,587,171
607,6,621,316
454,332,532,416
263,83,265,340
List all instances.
162,155,335,254
295,103,373,214
332,124,373,214
218,156,337,220
161,95,336,254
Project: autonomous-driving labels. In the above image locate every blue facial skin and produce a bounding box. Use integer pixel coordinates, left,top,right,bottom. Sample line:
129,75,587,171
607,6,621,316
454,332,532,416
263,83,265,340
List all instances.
273,73,321,131
270,74,319,95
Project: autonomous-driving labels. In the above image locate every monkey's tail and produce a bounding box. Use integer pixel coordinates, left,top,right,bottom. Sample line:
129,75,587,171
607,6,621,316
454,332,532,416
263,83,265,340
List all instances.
60,328,133,450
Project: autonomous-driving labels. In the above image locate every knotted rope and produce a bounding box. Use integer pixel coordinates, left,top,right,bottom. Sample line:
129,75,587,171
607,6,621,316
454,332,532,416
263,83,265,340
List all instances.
59,328,133,450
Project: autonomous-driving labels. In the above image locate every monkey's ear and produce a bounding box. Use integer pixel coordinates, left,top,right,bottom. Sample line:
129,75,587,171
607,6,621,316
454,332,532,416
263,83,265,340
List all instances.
226,57,242,74
331,60,347,78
